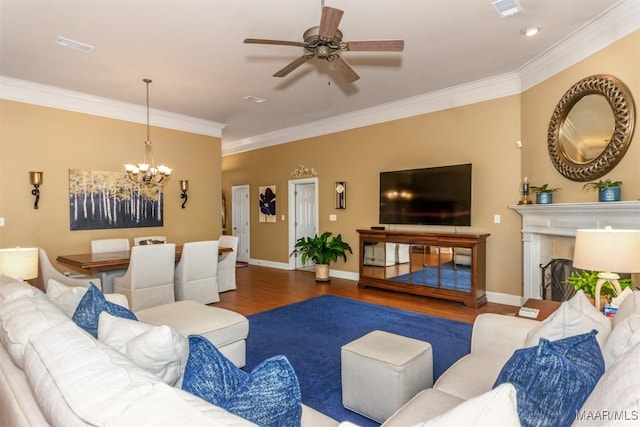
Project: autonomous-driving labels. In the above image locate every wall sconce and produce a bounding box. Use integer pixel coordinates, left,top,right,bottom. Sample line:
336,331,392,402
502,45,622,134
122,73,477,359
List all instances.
29,171,43,209
180,180,189,208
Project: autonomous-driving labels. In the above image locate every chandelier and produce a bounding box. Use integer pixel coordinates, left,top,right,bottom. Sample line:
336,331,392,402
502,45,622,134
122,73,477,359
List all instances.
124,78,172,185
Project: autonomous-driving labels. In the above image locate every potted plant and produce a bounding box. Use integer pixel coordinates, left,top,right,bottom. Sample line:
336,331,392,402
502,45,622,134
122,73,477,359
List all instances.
566,270,634,307
583,179,622,202
530,184,559,204
290,232,352,282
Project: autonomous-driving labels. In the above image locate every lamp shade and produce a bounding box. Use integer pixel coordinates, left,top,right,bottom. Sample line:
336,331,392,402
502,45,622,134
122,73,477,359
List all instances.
573,227,640,273
0,247,39,281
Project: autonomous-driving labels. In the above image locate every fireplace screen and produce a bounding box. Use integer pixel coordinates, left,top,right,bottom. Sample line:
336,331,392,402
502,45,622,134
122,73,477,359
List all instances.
540,259,578,301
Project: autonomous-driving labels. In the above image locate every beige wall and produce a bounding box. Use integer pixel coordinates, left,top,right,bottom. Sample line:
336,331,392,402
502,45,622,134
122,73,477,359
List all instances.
521,32,640,201
0,100,222,273
222,95,524,296
222,30,639,299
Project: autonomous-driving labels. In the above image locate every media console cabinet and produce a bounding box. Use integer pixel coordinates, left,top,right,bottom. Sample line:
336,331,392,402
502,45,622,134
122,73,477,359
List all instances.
357,229,489,308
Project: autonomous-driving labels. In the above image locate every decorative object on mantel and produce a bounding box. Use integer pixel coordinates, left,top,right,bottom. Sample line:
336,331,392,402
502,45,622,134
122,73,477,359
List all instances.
517,175,532,205
583,179,622,202
179,180,189,208
547,74,636,182
290,164,317,178
29,171,43,209
124,79,172,186
69,169,163,230
530,184,559,204
290,231,352,282
572,226,640,311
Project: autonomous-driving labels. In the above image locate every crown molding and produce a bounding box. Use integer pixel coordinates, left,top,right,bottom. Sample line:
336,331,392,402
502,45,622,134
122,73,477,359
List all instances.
223,72,522,156
518,0,640,91
224,0,639,156
0,76,226,138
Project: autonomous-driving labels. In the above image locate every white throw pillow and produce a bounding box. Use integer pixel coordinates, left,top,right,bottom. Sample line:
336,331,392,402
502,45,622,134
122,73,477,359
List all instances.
525,290,611,348
98,312,188,386
613,289,640,329
602,313,640,369
46,279,89,317
0,275,42,304
0,295,68,369
573,341,640,426
409,383,520,427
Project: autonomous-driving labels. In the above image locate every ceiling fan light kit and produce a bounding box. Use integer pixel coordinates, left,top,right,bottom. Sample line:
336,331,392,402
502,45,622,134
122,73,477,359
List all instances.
244,6,404,83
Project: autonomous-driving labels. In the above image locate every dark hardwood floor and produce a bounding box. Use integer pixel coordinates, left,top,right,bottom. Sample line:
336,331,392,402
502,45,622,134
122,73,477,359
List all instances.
216,264,519,324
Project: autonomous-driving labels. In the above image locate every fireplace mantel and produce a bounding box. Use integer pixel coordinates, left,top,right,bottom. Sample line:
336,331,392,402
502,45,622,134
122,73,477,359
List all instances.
509,202,640,299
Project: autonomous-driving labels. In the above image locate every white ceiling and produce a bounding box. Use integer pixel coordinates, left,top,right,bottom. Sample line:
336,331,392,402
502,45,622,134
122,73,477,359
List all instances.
0,0,636,154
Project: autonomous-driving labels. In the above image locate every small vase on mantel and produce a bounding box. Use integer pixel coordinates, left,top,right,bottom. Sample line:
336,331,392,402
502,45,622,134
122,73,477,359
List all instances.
599,187,621,202
583,179,622,202
536,192,553,204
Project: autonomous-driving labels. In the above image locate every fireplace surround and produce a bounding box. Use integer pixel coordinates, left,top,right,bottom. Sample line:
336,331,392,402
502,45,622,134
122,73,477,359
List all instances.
510,201,640,300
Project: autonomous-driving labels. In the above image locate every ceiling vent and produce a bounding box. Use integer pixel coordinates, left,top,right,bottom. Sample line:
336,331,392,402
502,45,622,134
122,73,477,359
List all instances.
491,0,523,18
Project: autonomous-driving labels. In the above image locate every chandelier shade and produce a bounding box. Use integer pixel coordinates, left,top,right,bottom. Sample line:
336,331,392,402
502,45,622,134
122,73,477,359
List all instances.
125,78,172,186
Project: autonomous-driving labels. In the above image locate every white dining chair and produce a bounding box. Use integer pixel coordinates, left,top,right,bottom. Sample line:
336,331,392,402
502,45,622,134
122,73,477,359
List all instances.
217,235,239,292
90,238,130,293
113,243,176,311
133,236,167,246
91,238,130,253
174,240,220,304
38,248,102,291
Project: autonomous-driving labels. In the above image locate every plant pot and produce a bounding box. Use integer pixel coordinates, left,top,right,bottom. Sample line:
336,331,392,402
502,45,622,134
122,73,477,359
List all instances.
536,192,553,204
599,187,621,202
315,264,330,282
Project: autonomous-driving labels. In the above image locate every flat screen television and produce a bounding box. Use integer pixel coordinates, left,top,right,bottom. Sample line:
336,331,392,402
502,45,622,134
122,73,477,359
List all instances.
379,163,472,226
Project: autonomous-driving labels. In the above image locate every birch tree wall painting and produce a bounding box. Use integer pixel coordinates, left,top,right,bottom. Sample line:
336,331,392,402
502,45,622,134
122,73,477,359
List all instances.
259,185,276,223
69,169,164,230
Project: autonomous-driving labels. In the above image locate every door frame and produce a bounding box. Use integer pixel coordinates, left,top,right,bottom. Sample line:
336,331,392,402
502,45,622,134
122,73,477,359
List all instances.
231,184,250,263
288,177,319,269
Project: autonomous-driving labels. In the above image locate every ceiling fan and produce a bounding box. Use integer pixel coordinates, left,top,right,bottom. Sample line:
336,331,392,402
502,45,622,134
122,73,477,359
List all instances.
244,6,404,83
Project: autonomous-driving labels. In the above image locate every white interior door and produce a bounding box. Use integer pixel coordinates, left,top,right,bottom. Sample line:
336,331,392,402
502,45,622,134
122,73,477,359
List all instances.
231,185,250,263
288,178,318,269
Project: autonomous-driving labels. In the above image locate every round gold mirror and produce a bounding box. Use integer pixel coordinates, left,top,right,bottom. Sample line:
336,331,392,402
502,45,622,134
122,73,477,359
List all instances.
547,75,635,181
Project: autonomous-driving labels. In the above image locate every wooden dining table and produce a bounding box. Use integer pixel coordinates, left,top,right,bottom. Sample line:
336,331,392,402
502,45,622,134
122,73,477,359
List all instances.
56,245,233,275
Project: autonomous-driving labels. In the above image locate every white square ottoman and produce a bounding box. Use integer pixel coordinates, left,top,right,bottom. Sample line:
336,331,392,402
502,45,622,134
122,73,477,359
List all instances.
341,330,433,423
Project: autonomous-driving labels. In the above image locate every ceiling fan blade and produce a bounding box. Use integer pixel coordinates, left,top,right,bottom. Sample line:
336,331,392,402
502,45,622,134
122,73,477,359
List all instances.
344,40,405,52
273,55,313,77
318,6,344,39
331,55,360,83
244,38,307,48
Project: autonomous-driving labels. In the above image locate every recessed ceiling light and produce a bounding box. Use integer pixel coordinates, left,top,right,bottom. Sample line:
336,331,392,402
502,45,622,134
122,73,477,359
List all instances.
56,36,94,53
521,26,541,37
243,95,267,104
491,0,523,18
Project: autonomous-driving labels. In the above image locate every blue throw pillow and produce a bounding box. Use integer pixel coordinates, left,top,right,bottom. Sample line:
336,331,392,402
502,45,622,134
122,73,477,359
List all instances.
182,335,302,427
494,330,604,427
71,283,137,337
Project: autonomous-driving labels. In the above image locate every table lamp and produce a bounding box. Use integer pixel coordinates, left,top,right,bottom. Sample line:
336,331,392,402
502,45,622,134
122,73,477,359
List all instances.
572,226,640,311
0,247,39,282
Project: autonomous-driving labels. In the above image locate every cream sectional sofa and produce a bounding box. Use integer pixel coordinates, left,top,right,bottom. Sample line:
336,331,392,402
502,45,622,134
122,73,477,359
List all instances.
0,275,336,427
381,290,640,426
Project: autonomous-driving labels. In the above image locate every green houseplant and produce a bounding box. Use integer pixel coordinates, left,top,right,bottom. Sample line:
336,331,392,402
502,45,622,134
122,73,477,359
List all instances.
530,184,559,204
583,179,622,202
566,270,633,306
291,232,352,282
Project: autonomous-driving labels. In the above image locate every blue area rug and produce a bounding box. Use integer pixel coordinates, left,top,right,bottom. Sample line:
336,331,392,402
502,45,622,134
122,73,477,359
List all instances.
245,295,472,426
390,261,471,292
